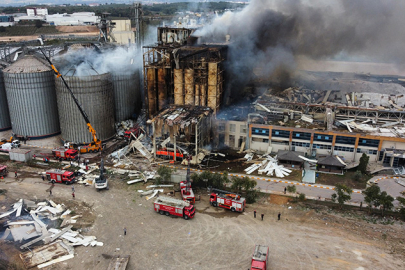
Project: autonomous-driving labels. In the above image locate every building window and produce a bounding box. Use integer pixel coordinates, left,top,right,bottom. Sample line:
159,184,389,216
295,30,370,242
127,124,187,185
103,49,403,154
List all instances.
292,141,310,147
218,123,225,132
335,136,356,145
252,137,268,143
358,138,379,147
356,148,377,155
314,133,333,142
292,131,311,140
334,146,354,152
240,125,247,133
229,124,236,133
272,129,290,138
252,128,269,136
229,135,235,146
312,144,332,150
271,140,289,145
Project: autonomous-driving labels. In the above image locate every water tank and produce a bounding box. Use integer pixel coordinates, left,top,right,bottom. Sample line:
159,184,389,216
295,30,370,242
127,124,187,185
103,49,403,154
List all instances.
0,69,11,131
3,55,60,138
111,71,141,122
55,72,115,143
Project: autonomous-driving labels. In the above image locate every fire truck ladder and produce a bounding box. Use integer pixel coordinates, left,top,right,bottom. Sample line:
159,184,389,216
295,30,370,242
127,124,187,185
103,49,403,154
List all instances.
211,188,241,197
156,196,190,207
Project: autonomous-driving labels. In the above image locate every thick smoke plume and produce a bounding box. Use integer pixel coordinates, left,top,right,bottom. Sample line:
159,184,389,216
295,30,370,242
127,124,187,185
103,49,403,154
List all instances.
194,0,405,96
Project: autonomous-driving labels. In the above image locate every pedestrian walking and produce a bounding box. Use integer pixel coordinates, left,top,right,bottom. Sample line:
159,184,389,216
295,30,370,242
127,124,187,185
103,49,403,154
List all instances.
14,171,17,178
72,192,75,199
124,227,127,236
278,212,281,221
254,210,256,218
71,185,75,192
41,175,45,181
360,202,363,210
261,213,264,221
284,187,287,194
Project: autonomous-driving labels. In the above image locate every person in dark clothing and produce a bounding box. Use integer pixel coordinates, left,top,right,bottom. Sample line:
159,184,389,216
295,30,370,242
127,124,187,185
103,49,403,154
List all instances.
261,214,264,221
49,189,52,196
124,227,127,236
41,175,45,181
72,192,75,199
284,187,287,194
278,212,281,221
254,210,256,218
15,171,17,178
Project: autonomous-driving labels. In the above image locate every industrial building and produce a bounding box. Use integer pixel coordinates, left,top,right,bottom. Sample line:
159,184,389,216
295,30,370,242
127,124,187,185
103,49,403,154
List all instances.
143,26,227,119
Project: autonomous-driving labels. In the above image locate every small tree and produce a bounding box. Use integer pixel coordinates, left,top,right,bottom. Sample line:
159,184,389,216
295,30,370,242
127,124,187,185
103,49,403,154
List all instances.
378,191,394,216
35,20,43,28
363,185,381,213
155,166,175,185
331,183,352,209
358,153,369,174
0,26,6,33
298,193,306,202
397,195,405,221
286,185,296,193
353,170,362,181
231,176,244,193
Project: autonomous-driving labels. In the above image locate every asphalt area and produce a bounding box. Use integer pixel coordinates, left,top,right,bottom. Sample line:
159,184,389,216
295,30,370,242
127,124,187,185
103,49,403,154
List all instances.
0,167,404,270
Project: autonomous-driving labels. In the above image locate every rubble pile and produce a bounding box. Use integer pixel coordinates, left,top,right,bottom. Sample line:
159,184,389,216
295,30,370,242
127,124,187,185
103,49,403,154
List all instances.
244,155,292,177
0,199,102,268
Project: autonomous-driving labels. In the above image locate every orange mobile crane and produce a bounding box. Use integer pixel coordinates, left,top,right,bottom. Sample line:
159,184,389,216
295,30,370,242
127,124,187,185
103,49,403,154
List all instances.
40,49,103,154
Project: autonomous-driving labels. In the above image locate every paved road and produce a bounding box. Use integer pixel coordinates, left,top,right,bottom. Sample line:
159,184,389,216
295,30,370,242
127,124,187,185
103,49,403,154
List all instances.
170,165,405,206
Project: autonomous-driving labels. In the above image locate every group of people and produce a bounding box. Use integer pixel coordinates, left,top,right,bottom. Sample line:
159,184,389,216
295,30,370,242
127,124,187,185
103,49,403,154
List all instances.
253,210,282,221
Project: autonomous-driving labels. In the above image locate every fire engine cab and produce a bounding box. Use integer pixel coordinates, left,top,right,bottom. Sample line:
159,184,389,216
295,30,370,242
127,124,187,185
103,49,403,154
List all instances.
210,188,246,212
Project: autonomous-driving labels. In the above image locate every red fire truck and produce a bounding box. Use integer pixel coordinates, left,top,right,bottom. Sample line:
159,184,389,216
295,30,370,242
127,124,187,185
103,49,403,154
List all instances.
180,181,195,204
52,148,78,161
209,188,246,212
154,196,195,220
0,165,8,177
251,245,269,270
46,169,75,185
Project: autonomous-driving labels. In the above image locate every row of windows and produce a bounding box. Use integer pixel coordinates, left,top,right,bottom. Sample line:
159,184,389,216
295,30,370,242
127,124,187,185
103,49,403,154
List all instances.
271,140,289,145
313,144,332,150
357,148,378,155
292,132,311,140
292,141,310,147
252,128,270,136
272,129,290,138
358,138,380,147
314,133,333,143
334,146,354,152
335,136,356,145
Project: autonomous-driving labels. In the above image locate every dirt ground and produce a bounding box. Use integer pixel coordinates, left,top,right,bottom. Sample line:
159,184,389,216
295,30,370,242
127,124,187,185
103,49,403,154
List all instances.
0,163,404,269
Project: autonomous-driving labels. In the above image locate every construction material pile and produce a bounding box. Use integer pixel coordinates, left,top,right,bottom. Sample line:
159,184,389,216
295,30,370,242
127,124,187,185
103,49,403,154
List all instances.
244,155,292,178
0,199,102,268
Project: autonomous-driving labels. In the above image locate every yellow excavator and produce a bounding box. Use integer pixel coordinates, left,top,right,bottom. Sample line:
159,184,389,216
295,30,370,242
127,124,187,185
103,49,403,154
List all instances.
40,49,103,154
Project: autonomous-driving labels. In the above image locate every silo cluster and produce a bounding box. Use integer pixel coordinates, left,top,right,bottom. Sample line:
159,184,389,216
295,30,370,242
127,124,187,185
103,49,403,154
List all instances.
2,55,60,138
0,49,141,144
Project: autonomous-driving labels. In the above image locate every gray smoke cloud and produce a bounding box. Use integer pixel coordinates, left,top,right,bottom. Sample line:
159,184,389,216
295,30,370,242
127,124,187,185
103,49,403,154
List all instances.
194,0,405,95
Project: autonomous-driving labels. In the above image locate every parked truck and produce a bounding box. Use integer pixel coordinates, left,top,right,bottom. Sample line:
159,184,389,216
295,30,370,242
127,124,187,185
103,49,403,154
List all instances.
209,188,246,212
0,142,18,152
0,165,8,177
52,148,78,161
251,245,269,270
180,181,195,204
154,196,195,220
46,169,75,185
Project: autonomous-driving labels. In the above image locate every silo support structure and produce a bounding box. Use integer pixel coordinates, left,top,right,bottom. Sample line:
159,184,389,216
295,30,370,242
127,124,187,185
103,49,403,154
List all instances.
147,68,157,118
174,69,184,105
157,68,167,111
184,69,195,105
208,63,218,113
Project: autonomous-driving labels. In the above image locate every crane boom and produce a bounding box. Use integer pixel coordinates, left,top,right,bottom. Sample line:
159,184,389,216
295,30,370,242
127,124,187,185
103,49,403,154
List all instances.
39,48,101,148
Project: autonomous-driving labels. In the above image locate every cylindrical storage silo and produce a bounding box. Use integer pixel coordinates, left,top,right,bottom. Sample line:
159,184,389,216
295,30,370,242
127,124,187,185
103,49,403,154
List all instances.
55,73,115,143
111,72,140,122
0,70,11,131
3,55,60,138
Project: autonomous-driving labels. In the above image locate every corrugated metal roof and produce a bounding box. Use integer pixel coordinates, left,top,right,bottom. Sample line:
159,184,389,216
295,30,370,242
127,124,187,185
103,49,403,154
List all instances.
3,55,51,74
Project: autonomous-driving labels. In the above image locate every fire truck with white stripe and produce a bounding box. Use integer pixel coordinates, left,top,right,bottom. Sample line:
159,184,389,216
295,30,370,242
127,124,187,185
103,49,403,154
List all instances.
209,188,246,212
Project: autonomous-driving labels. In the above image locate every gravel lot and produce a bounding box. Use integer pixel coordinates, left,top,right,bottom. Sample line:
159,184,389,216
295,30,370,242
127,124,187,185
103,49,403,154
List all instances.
0,169,404,269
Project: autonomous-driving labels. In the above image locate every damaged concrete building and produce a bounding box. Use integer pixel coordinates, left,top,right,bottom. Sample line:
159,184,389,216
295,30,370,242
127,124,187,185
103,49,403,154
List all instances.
143,27,227,119
151,105,213,163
